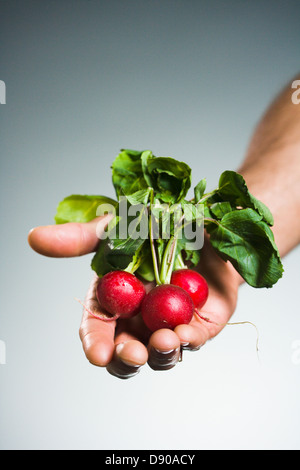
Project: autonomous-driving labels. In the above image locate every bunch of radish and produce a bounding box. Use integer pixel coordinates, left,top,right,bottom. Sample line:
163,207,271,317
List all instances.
83,268,209,332
67,149,281,333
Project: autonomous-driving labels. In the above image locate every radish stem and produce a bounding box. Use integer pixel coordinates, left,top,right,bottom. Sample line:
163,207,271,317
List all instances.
149,189,162,285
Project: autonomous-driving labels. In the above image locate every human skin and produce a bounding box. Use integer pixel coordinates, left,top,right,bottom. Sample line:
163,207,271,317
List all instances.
28,74,300,379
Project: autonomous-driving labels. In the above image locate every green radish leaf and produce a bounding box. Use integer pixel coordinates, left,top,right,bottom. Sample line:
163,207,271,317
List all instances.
135,241,155,282
184,248,201,266
91,234,146,277
111,149,149,198
174,200,204,268
54,195,117,224
180,199,204,223
176,231,202,268
210,201,233,219
206,208,283,288
91,197,149,277
141,152,192,203
123,187,152,206
112,149,192,203
218,171,274,225
194,178,207,202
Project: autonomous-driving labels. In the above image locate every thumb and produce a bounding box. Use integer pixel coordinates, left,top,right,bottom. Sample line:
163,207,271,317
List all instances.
28,214,112,258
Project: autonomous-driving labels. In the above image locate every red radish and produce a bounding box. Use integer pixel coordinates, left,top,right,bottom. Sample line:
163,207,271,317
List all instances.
171,269,209,309
96,270,146,319
77,271,146,321
141,284,194,332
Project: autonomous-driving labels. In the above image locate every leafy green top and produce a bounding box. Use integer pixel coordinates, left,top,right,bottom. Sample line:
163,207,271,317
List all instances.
54,149,283,288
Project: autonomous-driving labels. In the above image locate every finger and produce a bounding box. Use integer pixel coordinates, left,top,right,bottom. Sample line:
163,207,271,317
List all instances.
105,316,150,379
106,340,148,380
80,316,116,366
79,274,116,367
147,329,181,371
174,321,211,351
174,294,236,351
28,214,111,257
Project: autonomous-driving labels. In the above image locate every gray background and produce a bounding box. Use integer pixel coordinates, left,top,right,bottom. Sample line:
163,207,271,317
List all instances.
1,0,300,450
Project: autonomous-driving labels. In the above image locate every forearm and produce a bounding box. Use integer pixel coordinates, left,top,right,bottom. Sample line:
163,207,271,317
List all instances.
237,74,300,258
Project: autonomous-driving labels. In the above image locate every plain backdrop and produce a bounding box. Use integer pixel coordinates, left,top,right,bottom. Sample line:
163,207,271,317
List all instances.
0,0,300,450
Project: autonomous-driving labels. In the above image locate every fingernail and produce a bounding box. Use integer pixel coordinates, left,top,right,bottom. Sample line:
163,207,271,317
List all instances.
107,343,141,379
155,348,176,354
107,356,141,379
184,344,202,352
115,343,125,355
148,346,180,371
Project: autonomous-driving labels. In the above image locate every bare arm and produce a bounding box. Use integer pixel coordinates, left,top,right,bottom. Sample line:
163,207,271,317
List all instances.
238,74,300,258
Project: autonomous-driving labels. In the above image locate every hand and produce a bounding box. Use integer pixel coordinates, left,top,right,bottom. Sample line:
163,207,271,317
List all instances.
28,215,242,379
